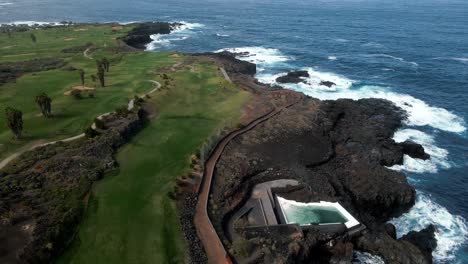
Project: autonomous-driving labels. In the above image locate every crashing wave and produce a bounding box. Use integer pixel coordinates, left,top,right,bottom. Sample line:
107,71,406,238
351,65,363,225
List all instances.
215,46,293,65
352,251,385,264
389,129,450,173
145,21,204,50
390,192,468,262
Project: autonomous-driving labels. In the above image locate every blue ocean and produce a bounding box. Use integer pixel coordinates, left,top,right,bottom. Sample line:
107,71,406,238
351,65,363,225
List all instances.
2,0,467,262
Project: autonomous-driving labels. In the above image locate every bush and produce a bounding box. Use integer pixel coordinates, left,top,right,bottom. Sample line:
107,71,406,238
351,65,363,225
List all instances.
232,237,251,257
84,127,99,138
115,106,130,117
94,118,106,130
70,89,82,100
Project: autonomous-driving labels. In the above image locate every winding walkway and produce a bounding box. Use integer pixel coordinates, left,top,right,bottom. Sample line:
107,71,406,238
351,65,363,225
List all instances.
0,80,161,171
83,46,93,59
194,95,303,264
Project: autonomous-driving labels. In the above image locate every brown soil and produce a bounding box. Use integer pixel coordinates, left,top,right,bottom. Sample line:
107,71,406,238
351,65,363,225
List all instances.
111,26,124,30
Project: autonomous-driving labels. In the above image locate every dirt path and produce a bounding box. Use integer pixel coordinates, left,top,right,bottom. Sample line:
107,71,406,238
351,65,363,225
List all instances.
0,80,161,171
194,94,303,264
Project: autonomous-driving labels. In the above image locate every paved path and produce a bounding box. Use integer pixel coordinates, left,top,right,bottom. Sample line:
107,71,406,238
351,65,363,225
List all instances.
194,94,303,264
0,80,161,171
220,67,232,83
83,47,93,59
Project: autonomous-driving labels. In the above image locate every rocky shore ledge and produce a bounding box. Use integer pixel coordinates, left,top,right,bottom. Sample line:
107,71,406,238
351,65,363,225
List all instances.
199,52,437,263
121,22,183,49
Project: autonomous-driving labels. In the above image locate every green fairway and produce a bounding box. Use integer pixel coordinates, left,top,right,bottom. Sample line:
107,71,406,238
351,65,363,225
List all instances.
55,62,248,263
0,24,177,160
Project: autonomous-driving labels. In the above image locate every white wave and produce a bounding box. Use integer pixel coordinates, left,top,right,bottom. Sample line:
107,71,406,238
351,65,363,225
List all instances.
452,58,468,63
364,54,419,67
216,33,230,37
361,42,385,48
145,21,204,51
328,56,337,61
0,2,13,6
1,21,68,26
334,38,349,43
390,192,468,262
215,46,293,65
259,72,465,133
352,251,384,264
389,129,450,173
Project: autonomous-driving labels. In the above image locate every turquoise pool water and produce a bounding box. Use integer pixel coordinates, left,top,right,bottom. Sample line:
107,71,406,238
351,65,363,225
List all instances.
277,197,348,225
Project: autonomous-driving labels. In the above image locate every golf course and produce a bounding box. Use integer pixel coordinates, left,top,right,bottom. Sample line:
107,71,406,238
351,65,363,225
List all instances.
0,23,249,263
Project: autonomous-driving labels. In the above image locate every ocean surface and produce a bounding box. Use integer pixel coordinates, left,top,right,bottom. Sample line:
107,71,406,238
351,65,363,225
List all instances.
2,0,467,262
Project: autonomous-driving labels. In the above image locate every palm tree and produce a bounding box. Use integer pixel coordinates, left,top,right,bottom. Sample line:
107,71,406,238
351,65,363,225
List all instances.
79,69,85,87
35,93,52,118
5,107,23,139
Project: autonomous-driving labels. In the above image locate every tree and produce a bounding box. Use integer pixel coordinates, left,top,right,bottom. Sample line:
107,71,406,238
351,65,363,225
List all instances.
35,93,52,118
96,60,105,87
97,70,105,87
30,33,36,43
5,107,23,139
91,74,97,87
101,57,110,72
78,69,85,87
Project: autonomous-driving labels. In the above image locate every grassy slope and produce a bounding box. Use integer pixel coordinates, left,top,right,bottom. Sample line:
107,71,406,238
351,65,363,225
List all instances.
0,25,173,160
57,63,248,264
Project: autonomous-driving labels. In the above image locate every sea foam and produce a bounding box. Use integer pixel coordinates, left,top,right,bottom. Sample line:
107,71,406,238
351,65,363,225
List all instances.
352,251,384,264
389,129,450,173
390,192,468,262
146,21,204,51
215,47,293,65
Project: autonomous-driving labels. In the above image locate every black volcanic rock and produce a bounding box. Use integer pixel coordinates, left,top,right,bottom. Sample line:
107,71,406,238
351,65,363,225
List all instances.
276,70,309,83
320,80,336,87
401,224,438,263
194,51,257,76
121,22,182,49
400,140,430,160
209,96,433,263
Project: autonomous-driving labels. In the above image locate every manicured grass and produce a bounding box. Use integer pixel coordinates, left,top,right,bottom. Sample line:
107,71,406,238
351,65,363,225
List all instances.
0,25,177,160
56,64,249,264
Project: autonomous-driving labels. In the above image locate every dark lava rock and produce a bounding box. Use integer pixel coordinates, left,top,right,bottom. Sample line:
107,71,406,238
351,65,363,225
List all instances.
121,22,182,49
320,80,336,87
276,70,309,84
385,223,397,239
401,224,438,263
400,140,430,160
194,51,257,76
209,96,433,263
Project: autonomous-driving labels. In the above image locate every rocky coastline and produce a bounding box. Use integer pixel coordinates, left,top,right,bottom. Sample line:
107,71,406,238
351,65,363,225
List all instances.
121,22,183,49
197,52,437,263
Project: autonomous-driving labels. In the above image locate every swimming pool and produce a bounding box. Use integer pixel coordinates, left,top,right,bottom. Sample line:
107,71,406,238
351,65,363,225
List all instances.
276,196,360,228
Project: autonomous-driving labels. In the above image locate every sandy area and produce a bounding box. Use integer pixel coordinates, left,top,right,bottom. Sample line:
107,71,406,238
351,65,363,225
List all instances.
112,26,123,30
64,86,95,95
74,28,88,31
63,38,77,41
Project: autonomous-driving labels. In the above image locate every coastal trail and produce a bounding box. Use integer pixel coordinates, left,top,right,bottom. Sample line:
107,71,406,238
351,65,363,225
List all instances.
194,93,303,264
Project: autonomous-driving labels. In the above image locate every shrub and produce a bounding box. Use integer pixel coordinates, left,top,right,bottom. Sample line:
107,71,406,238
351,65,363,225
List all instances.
232,237,251,257
70,89,82,100
94,118,106,130
115,106,130,117
84,127,99,138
